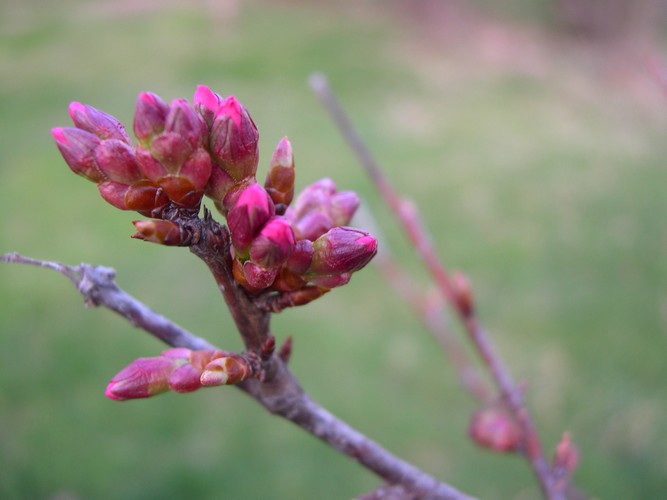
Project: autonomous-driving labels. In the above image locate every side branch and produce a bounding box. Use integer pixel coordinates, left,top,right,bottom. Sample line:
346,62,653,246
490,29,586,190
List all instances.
310,74,561,499
2,252,474,500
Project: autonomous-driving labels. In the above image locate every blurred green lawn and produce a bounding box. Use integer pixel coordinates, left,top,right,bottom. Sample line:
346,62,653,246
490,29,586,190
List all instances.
1,1,666,498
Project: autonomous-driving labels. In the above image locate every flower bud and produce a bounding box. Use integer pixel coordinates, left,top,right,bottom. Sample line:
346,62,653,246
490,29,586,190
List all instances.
290,210,334,242
164,98,206,150
552,432,579,477
308,227,378,276
200,356,252,386
193,84,223,127
451,271,474,317
308,273,351,289
94,139,143,184
264,137,295,212
469,407,521,453
209,96,259,181
132,220,188,246
167,363,204,393
330,191,360,226
68,101,131,143
133,91,169,147
226,183,275,253
51,127,105,182
98,180,169,217
242,260,279,290
105,356,183,401
285,239,314,274
249,217,295,268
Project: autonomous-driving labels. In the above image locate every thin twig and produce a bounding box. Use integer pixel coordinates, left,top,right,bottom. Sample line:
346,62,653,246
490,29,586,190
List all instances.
310,73,560,499
1,252,475,500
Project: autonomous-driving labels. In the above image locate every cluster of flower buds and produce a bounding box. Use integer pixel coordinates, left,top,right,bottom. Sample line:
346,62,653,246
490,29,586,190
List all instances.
105,348,256,401
53,85,377,295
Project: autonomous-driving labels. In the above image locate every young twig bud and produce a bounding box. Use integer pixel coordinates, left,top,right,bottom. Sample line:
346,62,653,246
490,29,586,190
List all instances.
264,136,295,213
132,220,190,246
105,356,184,401
308,227,378,276
468,407,521,453
451,271,474,318
200,356,253,386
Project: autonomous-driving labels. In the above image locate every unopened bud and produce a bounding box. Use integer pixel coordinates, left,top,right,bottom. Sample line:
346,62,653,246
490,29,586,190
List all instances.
451,271,474,317
193,84,223,127
242,260,279,290
69,101,131,143
330,191,360,226
132,220,188,246
98,180,169,217
249,217,295,268
553,432,579,477
133,92,169,147
290,209,334,242
226,183,275,253
164,98,206,150
94,139,143,184
200,356,252,386
209,96,259,181
308,227,378,276
167,363,204,393
105,356,183,401
285,239,314,275
264,136,295,212
469,407,521,453
308,273,352,289
51,127,105,182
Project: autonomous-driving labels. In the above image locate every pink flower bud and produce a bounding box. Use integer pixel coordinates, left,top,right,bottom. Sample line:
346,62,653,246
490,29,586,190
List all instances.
193,84,223,127
242,260,279,290
93,139,143,184
330,191,360,226
105,356,183,401
164,98,206,150
149,132,192,173
264,137,295,211
167,363,204,393
553,432,579,476
291,210,334,241
226,183,275,253
68,102,130,143
200,356,252,386
469,408,521,453
209,96,259,181
133,92,169,146
132,220,187,246
51,127,105,182
308,273,352,289
204,167,236,214
308,227,378,276
178,147,213,191
249,217,295,268
451,271,474,317
286,239,314,274
98,181,130,210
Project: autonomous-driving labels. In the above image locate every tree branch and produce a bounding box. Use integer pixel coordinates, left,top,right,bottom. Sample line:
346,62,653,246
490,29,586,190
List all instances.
1,252,475,500
309,73,565,499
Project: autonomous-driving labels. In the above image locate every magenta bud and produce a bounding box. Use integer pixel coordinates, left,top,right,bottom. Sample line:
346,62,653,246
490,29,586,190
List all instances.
204,167,236,213
469,408,521,453
330,191,360,226
52,127,105,182
178,147,213,191
165,98,206,150
286,239,314,274
105,356,182,401
553,432,579,476
242,260,279,290
226,183,275,253
291,210,334,241
98,181,130,210
249,217,295,268
210,96,259,181
133,92,169,146
94,139,143,184
308,227,378,276
167,363,203,393
264,137,295,210
290,177,336,217
309,273,352,289
150,132,192,173
68,102,130,143
194,84,223,127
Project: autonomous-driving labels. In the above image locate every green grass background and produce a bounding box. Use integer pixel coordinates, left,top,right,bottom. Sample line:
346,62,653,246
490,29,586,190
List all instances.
1,1,666,498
